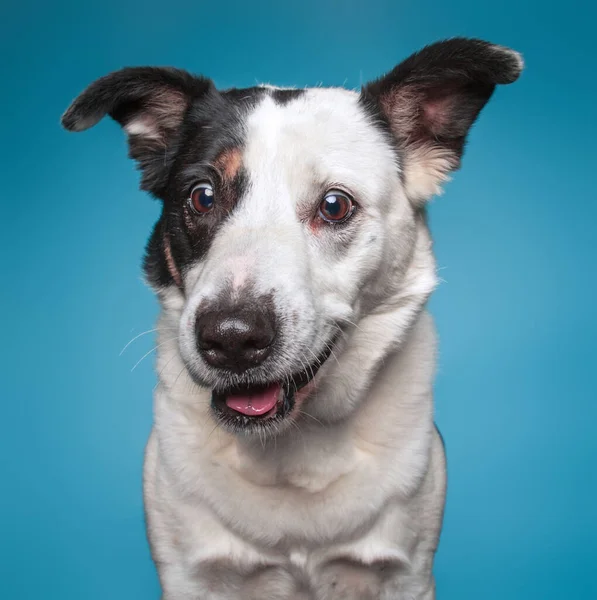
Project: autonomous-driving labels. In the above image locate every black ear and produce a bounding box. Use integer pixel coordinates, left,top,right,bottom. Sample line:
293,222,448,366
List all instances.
362,38,523,204
61,67,213,192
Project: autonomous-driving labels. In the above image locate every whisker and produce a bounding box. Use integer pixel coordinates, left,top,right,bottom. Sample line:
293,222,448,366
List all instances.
119,328,158,355
319,337,341,368
119,326,180,356
131,337,179,372
206,420,221,444
340,317,363,332
304,346,323,368
299,410,325,428
153,353,179,391
172,364,187,392
295,353,315,384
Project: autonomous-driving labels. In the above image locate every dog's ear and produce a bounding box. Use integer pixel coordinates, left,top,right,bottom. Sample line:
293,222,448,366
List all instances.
362,38,523,205
61,67,213,191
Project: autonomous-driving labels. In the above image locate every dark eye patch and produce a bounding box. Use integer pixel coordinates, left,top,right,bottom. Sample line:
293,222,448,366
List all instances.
142,89,260,290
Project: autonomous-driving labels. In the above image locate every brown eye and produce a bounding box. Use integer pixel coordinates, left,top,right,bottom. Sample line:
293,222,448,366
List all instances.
189,183,215,214
318,190,355,223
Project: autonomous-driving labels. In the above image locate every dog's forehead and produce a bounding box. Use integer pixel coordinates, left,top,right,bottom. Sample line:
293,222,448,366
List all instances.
239,87,397,200
246,87,365,138
245,87,388,153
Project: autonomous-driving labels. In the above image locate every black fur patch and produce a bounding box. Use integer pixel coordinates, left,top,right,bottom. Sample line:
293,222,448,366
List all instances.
271,88,305,105
143,217,172,289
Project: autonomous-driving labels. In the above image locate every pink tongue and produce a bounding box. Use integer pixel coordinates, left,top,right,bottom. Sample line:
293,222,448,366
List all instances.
225,383,281,416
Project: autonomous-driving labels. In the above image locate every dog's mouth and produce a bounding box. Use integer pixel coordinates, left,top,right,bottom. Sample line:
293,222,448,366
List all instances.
211,339,336,432
212,382,291,423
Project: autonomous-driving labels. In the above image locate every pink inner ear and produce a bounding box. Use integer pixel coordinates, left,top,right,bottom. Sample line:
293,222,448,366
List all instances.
382,85,458,140
422,94,455,135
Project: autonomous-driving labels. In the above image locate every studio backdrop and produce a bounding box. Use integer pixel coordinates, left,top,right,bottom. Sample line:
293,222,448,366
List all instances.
2,0,596,599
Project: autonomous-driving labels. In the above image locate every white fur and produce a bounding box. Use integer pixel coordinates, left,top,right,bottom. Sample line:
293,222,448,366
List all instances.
402,145,456,205
145,89,446,599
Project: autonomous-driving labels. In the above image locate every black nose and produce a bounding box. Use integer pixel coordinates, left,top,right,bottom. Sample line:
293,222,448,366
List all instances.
195,306,276,372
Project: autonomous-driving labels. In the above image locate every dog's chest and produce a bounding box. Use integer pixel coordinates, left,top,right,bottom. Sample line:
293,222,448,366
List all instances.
185,499,414,600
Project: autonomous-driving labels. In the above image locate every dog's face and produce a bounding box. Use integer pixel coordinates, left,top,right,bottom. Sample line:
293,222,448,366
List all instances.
63,39,522,436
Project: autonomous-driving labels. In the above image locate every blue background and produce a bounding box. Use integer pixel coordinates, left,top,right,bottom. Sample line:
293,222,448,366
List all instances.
2,0,595,598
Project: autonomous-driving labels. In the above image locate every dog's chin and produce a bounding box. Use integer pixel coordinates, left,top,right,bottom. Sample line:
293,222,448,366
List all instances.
209,342,335,437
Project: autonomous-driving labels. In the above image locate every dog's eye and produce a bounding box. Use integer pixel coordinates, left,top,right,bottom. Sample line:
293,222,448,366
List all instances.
318,190,355,223
189,183,215,214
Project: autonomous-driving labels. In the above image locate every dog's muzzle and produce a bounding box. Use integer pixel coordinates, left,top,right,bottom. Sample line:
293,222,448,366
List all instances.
193,302,336,433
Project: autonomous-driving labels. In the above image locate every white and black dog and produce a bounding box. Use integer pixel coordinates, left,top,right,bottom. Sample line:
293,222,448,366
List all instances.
62,38,522,599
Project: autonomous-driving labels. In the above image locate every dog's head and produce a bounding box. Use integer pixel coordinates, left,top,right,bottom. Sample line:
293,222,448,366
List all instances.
63,39,522,436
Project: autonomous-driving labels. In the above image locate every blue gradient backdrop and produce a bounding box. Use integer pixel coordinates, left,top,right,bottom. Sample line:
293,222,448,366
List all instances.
2,1,595,598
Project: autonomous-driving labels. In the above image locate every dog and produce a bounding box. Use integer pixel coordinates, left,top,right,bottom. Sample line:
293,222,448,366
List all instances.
62,38,522,599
